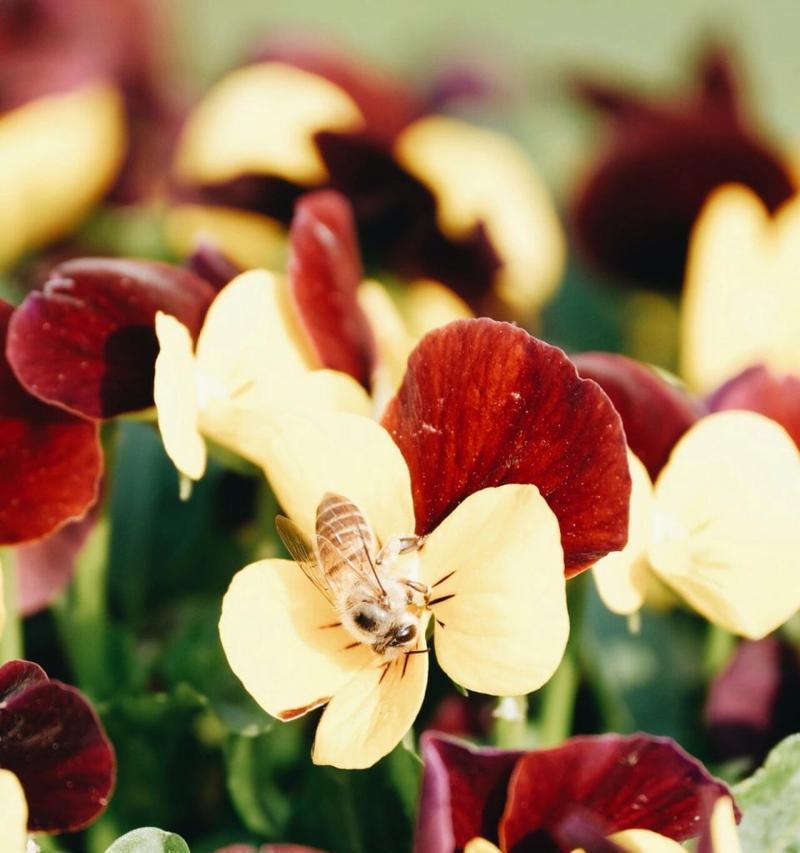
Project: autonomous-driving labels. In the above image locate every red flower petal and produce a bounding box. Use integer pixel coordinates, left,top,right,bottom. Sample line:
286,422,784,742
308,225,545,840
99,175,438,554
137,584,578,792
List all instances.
7,258,216,419
571,48,793,291
573,352,703,479
288,191,375,387
707,365,800,449
382,320,631,574
0,659,115,833
415,733,523,853
500,734,734,853
0,302,101,545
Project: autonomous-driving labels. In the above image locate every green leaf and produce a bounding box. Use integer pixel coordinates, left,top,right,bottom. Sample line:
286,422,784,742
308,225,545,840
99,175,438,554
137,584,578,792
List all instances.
105,828,190,853
734,734,800,853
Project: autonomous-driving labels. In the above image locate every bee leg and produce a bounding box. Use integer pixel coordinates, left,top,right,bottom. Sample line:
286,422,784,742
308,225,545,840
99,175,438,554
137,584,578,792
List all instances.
401,578,431,607
376,534,426,566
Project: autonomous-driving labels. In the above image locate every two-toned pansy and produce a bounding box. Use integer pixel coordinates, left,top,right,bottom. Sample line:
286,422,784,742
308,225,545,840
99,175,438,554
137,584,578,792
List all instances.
577,352,800,636
0,660,115,840
220,319,630,768
415,731,735,853
682,184,800,393
571,46,794,292
169,43,564,314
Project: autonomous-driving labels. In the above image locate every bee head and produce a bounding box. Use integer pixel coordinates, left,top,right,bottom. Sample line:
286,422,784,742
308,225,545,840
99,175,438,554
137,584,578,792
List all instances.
389,620,418,647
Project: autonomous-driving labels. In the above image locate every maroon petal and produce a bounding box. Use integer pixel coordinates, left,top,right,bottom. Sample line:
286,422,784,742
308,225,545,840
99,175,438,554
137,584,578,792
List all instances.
500,734,734,853
415,732,523,853
288,191,375,387
7,258,216,419
571,48,793,291
186,241,243,291
705,637,800,767
0,302,102,545
382,320,631,574
707,365,800,449
15,501,99,615
573,352,703,479
0,659,115,833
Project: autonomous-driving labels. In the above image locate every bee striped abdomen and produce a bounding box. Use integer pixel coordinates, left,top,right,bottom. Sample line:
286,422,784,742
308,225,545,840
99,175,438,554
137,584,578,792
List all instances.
315,492,377,582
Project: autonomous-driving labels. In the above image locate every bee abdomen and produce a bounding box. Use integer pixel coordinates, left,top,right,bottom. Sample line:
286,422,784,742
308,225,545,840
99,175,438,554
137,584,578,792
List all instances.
316,492,377,577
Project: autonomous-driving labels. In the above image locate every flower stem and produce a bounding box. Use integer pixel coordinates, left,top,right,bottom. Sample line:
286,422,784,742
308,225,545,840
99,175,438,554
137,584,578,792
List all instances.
704,623,736,677
0,550,22,662
537,649,579,747
493,695,530,749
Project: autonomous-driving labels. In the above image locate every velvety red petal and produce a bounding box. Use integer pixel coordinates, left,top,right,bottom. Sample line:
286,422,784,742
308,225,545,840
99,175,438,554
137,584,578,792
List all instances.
0,302,102,545
15,501,99,615
705,637,800,768
415,732,523,853
7,258,216,419
571,49,793,291
186,241,243,291
573,352,703,479
707,365,800,449
382,320,631,574
0,659,115,833
499,734,735,853
288,190,375,387
252,32,422,144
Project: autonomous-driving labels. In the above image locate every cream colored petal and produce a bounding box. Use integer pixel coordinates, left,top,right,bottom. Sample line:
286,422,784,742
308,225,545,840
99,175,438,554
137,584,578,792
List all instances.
164,203,287,271
255,412,415,544
421,484,568,696
394,116,565,313
312,635,428,768
709,797,741,853
649,411,800,639
154,312,207,481
465,840,502,853
0,769,27,853
593,452,655,616
682,185,800,391
220,559,372,721
175,63,363,185
605,830,685,852
0,82,124,268
403,279,472,340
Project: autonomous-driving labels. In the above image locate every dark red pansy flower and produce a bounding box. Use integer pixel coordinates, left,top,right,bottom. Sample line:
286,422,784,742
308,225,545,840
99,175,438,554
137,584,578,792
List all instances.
705,637,800,768
7,258,216,420
573,351,703,479
0,301,101,545
571,46,794,292
707,364,800,449
382,319,631,575
287,190,375,388
0,659,115,832
416,732,735,853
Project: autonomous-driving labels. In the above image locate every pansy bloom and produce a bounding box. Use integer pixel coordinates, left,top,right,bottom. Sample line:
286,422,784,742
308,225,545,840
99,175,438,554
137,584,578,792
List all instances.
220,319,630,768
0,659,115,836
169,43,564,313
571,46,794,292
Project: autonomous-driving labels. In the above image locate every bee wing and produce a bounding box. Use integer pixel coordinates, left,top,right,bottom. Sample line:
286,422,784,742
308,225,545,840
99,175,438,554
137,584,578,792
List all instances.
275,515,335,605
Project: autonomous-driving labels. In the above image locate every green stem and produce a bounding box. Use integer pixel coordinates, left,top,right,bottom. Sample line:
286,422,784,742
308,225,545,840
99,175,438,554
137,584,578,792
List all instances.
493,695,530,749
704,623,736,677
537,650,580,747
0,550,22,662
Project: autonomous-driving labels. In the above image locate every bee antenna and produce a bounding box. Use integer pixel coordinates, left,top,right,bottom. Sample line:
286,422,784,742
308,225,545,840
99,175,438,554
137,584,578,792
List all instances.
358,525,386,596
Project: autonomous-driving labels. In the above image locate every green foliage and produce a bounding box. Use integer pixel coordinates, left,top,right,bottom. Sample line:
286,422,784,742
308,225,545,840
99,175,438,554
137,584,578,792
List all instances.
105,828,190,853
735,734,800,853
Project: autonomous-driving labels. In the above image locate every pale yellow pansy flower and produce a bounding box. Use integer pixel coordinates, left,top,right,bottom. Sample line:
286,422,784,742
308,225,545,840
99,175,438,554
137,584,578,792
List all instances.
682,184,800,391
593,411,800,639
0,769,28,853
220,411,569,769
394,116,566,314
0,82,125,270
154,269,370,482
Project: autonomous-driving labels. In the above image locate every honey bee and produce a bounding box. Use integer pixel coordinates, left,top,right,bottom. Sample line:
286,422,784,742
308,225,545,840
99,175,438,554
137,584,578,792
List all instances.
276,492,430,658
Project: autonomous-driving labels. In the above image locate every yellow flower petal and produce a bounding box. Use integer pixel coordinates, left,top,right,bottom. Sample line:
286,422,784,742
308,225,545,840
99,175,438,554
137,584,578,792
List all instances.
0,82,125,269
0,769,27,853
649,411,800,639
394,116,565,313
709,797,741,853
682,185,800,390
465,840,502,853
175,63,363,186
605,829,685,852
255,412,415,544
403,279,473,340
312,634,428,768
220,558,373,721
421,484,568,696
593,452,655,616
164,203,287,271
154,312,207,481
